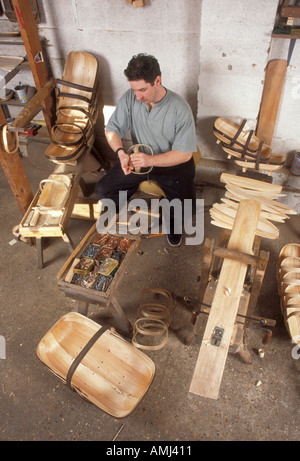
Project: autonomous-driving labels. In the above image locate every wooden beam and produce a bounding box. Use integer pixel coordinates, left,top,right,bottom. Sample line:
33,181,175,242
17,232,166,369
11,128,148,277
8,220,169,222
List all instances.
0,79,55,216
0,1,55,215
12,0,55,134
0,106,33,215
189,199,261,400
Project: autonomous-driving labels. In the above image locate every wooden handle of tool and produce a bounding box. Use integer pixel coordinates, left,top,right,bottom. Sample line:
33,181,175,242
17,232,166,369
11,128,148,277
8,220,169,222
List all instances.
133,144,141,173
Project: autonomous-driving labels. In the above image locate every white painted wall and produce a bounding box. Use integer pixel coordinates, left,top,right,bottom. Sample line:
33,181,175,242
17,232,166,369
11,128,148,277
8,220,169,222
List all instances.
1,0,299,167
198,0,299,165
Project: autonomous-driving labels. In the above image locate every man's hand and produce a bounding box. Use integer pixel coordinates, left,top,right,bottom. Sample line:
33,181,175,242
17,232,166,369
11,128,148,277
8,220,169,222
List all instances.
129,151,152,170
118,151,133,175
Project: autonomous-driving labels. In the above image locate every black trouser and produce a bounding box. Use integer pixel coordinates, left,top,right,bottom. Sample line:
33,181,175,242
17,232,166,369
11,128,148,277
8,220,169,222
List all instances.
95,157,196,235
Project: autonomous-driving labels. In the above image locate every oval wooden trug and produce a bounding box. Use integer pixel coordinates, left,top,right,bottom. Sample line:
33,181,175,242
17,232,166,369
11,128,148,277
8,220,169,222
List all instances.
36,312,155,418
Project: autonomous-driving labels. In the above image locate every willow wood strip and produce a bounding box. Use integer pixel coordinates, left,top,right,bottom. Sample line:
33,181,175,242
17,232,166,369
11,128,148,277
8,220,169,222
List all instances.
189,200,261,399
210,217,278,241
224,192,289,219
220,198,287,222
210,204,279,239
224,186,284,200
220,173,283,194
225,185,296,215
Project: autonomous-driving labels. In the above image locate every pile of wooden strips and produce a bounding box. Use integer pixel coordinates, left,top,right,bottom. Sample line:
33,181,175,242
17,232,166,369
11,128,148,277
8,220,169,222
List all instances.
210,173,296,240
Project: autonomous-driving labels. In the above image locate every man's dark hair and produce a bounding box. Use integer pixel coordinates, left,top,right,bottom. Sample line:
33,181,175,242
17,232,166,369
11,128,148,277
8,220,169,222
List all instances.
124,53,161,84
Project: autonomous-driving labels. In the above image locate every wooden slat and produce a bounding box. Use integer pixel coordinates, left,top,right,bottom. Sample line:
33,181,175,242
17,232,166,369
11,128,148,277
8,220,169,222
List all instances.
256,59,288,146
225,184,296,215
210,202,280,239
189,199,261,400
220,173,282,194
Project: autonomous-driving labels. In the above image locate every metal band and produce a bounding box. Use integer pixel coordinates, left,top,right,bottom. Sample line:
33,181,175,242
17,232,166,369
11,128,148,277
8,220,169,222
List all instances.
66,325,110,390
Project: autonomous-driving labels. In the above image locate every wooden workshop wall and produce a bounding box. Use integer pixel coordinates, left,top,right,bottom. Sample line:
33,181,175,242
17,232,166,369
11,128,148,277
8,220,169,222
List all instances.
1,0,299,166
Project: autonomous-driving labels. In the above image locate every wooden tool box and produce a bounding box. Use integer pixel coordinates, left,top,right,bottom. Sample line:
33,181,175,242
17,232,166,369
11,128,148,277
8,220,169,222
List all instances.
57,222,141,336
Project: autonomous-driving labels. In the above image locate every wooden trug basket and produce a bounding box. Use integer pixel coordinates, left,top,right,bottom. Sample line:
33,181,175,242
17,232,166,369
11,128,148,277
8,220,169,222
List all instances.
36,312,155,418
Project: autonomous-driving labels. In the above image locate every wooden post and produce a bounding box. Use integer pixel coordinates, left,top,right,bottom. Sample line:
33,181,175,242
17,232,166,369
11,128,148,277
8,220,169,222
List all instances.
0,78,55,216
0,1,55,215
12,0,55,134
10,77,55,130
189,199,261,400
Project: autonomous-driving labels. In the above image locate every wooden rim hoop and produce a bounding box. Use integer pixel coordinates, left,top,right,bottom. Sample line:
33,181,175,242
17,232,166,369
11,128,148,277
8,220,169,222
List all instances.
132,288,172,351
2,124,19,154
127,143,153,175
132,318,168,351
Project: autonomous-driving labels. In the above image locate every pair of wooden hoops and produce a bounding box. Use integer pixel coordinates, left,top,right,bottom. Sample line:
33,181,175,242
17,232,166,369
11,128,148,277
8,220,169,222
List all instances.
1,124,19,154
132,288,172,351
132,318,168,351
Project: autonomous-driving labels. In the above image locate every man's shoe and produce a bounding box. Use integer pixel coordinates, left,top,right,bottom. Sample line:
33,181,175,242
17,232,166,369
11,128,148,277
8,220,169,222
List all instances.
166,233,182,247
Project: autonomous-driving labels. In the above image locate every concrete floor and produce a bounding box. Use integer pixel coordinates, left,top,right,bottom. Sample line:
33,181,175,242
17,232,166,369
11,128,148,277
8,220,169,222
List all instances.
1,135,300,442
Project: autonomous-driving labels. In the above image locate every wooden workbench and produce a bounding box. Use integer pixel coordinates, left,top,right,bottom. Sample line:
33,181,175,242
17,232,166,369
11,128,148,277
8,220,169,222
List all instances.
189,200,275,400
18,135,97,268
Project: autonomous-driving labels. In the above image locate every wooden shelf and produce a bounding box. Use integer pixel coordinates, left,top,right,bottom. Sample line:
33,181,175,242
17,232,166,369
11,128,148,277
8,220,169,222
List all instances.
272,33,300,39
0,95,27,106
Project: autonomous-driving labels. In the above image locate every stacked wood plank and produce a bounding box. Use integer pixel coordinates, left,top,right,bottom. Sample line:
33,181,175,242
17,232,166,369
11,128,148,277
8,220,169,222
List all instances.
210,173,296,239
277,244,300,341
213,117,286,174
45,51,99,165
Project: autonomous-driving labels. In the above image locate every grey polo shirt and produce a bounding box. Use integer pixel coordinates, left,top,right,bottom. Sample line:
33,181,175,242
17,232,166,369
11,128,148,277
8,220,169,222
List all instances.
106,88,197,155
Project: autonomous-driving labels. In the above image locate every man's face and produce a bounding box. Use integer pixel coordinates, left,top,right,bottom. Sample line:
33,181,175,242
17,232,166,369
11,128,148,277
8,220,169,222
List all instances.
129,77,161,105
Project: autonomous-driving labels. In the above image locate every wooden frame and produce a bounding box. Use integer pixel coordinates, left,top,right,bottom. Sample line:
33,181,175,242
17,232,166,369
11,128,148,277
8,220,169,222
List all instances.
0,0,55,215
